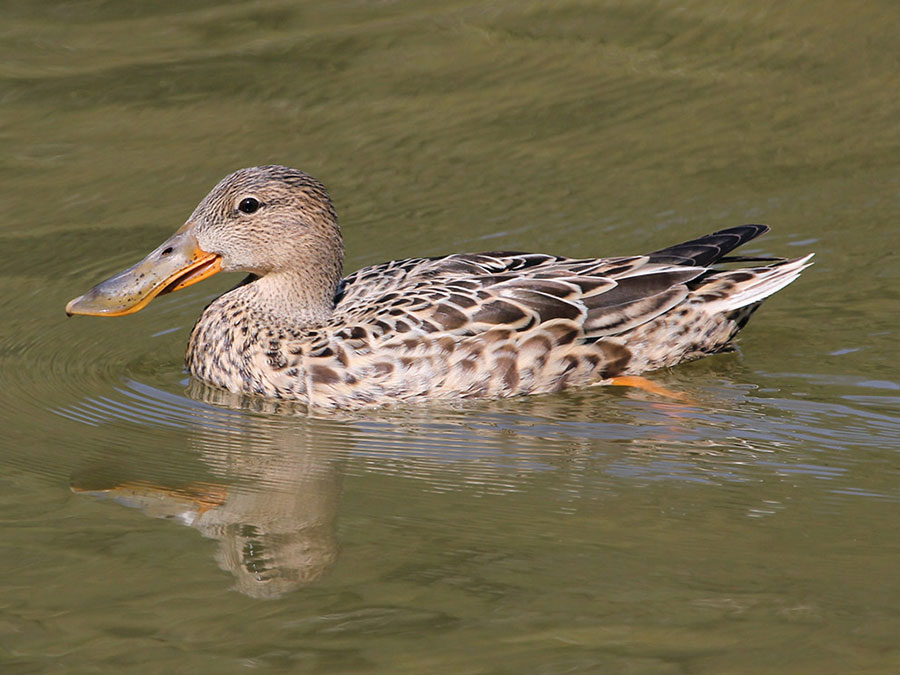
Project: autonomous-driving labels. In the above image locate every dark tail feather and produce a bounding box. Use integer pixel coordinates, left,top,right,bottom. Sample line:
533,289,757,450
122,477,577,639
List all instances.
648,224,770,267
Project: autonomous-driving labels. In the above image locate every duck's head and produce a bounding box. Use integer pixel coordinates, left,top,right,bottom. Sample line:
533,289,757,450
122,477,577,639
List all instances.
66,165,344,317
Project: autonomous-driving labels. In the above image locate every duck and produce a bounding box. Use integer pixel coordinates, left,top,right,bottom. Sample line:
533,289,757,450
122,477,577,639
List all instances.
66,165,812,409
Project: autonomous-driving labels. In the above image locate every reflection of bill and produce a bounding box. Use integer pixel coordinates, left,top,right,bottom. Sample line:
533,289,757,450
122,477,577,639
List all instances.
71,413,343,599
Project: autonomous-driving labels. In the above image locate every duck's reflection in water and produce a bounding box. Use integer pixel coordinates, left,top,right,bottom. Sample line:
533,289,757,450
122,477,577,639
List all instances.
68,367,771,598
72,383,345,599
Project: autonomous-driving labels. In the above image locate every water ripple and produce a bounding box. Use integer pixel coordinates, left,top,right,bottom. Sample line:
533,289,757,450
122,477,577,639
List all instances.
37,366,900,504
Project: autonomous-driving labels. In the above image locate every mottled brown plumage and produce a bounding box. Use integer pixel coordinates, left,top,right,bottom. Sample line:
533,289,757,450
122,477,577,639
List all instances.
68,165,812,408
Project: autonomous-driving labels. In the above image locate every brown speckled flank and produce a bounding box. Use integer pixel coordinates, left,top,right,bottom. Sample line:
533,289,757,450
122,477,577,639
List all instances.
73,166,813,408
181,167,812,408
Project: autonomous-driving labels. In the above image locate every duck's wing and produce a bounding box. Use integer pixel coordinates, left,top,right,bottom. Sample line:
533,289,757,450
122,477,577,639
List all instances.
330,224,798,343
333,250,706,341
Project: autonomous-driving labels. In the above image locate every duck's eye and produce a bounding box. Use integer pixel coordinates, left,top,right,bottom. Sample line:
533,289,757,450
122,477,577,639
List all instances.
238,197,260,214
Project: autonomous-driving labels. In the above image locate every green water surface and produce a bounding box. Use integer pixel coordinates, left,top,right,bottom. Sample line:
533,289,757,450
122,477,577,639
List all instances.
2,1,899,672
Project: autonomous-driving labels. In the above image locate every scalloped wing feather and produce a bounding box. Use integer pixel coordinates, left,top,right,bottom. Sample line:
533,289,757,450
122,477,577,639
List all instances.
334,252,705,340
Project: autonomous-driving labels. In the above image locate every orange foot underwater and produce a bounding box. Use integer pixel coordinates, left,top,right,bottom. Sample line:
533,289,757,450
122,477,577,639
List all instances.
607,375,694,403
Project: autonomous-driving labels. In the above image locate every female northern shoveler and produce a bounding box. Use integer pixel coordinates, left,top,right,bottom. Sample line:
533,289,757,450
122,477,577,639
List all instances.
67,165,812,408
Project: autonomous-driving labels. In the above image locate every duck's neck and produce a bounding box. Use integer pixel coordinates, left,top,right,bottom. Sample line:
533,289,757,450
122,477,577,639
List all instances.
239,268,342,327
